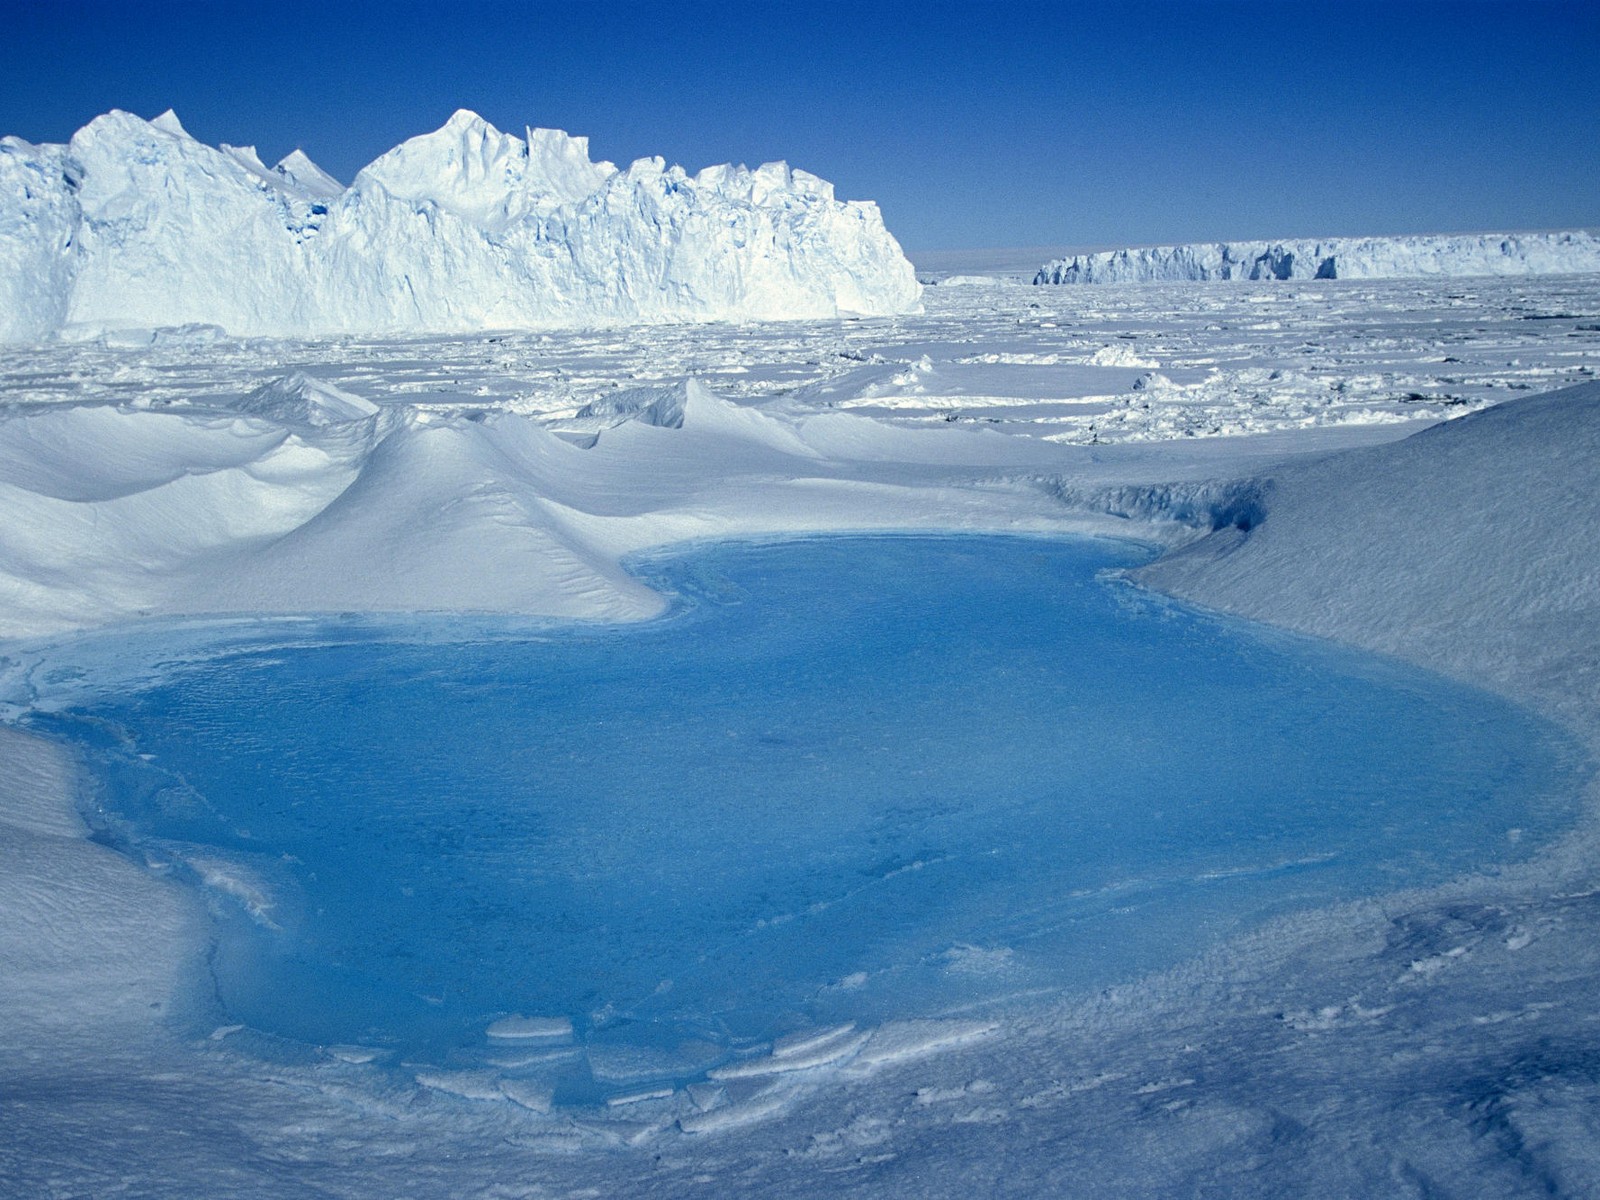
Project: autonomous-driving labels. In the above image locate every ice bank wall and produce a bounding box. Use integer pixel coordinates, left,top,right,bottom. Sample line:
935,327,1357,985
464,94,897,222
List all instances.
1034,230,1600,284
0,109,921,342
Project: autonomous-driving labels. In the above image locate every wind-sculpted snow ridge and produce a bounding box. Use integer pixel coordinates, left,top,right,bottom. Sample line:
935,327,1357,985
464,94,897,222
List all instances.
0,376,1092,640
0,108,920,342
1034,229,1600,285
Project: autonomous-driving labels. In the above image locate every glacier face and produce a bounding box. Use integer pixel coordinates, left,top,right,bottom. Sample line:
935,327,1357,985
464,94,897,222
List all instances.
1034,230,1600,285
0,109,920,342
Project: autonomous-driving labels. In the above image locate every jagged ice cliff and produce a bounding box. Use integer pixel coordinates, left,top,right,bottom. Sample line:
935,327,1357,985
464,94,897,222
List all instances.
1034,230,1600,284
0,109,921,341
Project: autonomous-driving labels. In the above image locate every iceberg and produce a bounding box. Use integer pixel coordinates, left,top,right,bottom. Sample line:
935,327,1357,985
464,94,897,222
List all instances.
0,109,920,342
1034,229,1600,284
0,136,78,341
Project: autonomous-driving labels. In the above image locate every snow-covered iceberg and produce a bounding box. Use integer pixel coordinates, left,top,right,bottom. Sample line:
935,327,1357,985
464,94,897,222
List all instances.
0,109,920,342
1034,230,1600,284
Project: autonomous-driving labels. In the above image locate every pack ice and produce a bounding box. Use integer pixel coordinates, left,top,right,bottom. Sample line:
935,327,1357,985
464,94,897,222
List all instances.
0,109,920,342
1034,229,1600,284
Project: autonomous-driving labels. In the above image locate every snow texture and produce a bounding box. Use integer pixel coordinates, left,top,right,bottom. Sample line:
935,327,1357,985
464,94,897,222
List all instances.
0,108,919,342
235,371,380,427
1,269,1599,1195
1035,230,1600,285
1135,380,1600,729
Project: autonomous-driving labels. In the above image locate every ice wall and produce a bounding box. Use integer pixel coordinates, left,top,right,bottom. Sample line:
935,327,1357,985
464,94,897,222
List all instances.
0,109,920,342
1035,230,1600,284
0,137,78,341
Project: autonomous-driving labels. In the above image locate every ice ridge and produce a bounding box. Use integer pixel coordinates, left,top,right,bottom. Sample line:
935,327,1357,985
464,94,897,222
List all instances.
1034,230,1600,285
0,109,920,342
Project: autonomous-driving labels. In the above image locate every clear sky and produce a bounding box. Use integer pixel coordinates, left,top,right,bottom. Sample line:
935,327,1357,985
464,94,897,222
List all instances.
3,0,1596,252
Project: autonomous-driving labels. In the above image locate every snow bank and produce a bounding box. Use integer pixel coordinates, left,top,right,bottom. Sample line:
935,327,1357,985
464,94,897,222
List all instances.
1035,229,1600,284
0,726,199,1054
1136,380,1600,729
0,108,919,342
0,376,1109,640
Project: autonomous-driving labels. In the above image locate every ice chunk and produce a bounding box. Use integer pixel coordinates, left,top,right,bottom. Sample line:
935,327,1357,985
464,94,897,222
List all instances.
685,1082,726,1112
574,383,689,429
235,373,379,428
184,855,277,927
414,1068,504,1101
497,1078,553,1112
485,1014,573,1041
325,1044,385,1064
605,1086,674,1107
708,1029,870,1079
771,1022,858,1059
678,1083,795,1134
846,1020,998,1071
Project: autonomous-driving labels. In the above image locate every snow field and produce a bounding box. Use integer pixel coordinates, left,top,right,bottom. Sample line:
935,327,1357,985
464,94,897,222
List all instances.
0,271,1598,1195
8,270,1592,445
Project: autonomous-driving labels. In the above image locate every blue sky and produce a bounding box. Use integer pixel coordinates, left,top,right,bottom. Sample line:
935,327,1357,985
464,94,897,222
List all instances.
4,1,1596,251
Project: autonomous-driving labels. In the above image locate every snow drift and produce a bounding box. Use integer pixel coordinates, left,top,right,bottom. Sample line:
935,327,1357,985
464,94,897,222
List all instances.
0,375,1088,641
1034,230,1600,284
1135,380,1600,728
0,109,920,342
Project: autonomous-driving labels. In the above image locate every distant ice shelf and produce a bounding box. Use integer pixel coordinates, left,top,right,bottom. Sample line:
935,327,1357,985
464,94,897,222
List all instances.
1034,229,1600,284
0,109,920,342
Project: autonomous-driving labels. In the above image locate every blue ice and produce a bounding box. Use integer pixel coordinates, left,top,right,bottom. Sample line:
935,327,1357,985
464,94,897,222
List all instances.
35,536,1583,1098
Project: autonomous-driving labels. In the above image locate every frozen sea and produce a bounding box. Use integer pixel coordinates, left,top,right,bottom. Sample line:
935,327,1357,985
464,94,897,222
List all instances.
2,270,1598,1196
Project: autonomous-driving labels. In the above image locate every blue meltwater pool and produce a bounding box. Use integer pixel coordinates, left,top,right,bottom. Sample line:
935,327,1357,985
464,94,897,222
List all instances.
22,535,1585,1100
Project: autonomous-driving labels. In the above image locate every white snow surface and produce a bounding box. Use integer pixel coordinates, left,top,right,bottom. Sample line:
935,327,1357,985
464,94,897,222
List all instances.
1136,381,1600,728
2,272,1600,1195
0,108,919,342
1036,229,1600,284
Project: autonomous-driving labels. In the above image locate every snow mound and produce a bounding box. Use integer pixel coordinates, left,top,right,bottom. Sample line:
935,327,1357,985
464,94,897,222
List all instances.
236,373,380,427
1035,230,1600,284
182,412,667,622
1136,381,1600,724
0,405,288,503
0,109,920,342
0,371,1100,640
590,378,822,459
0,725,199,1045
